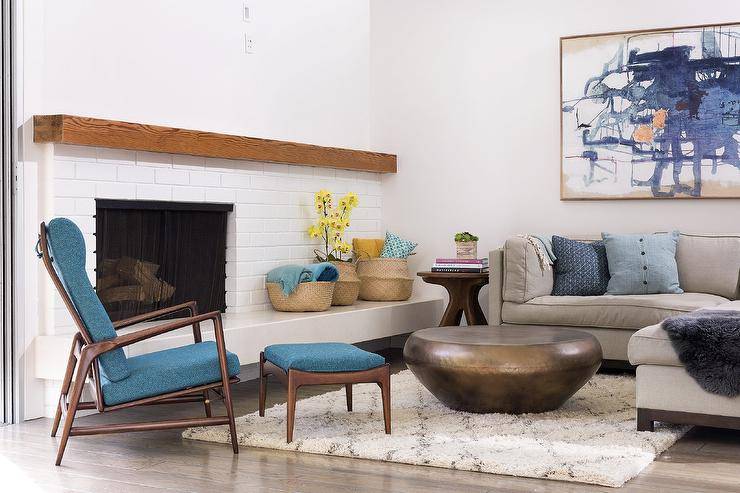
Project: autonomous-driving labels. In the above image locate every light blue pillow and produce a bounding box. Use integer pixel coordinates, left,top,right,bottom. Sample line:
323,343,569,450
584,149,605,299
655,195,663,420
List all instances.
380,231,417,259
601,231,682,295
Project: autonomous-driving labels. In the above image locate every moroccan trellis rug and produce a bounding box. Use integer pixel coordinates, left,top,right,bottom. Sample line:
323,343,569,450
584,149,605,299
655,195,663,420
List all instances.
183,370,687,487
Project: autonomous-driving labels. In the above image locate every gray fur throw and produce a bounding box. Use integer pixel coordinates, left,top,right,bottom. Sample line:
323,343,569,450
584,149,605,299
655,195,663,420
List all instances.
662,310,740,397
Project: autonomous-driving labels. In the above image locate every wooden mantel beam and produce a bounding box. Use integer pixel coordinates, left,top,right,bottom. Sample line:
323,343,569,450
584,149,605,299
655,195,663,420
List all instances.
33,114,397,173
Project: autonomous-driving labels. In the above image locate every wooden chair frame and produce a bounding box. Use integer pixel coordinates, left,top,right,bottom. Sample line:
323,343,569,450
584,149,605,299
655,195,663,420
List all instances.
39,222,239,465
259,351,391,443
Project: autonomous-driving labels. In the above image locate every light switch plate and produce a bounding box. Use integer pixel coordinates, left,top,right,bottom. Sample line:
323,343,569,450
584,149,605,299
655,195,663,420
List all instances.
242,3,251,22
244,33,255,54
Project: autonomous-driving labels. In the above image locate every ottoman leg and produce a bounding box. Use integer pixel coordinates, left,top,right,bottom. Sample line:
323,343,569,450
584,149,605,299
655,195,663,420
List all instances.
345,384,353,411
286,371,298,443
259,353,267,417
379,365,391,434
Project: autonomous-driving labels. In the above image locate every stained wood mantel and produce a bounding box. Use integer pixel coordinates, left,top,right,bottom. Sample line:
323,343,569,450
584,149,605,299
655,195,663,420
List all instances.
33,114,397,173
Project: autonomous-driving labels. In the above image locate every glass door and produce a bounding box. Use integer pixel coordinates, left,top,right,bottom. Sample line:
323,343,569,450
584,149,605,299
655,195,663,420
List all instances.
0,0,14,424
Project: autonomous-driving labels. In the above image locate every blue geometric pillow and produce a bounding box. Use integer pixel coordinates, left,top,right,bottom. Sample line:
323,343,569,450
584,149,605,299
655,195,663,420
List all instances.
380,231,417,259
552,236,610,296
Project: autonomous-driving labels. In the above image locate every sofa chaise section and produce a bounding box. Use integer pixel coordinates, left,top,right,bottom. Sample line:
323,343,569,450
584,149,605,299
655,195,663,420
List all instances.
628,300,740,431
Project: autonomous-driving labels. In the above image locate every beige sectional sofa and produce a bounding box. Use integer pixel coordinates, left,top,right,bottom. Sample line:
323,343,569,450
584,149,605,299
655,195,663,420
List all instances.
488,233,740,363
628,299,740,430
489,232,740,430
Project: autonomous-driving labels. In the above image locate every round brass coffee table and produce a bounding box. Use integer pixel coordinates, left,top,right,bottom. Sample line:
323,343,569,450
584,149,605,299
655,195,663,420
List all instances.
403,325,602,413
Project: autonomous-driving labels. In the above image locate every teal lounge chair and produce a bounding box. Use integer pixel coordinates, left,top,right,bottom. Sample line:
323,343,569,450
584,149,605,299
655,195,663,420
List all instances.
38,218,241,465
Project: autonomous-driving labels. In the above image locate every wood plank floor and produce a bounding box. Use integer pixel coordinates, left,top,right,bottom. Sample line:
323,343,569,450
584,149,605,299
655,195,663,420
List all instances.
2,351,739,493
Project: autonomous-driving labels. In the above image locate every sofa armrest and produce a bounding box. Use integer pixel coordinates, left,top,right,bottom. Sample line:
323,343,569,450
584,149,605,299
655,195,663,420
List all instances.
489,249,504,325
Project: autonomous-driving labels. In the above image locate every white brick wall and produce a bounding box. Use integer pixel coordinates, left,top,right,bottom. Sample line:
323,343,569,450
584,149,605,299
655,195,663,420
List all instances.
50,144,384,334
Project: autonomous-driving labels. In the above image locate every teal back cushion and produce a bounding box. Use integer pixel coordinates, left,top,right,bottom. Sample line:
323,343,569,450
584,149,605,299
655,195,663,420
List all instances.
602,231,683,295
46,218,130,382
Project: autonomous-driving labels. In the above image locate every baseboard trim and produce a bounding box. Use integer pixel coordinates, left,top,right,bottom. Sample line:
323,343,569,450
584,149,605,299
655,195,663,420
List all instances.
637,407,740,432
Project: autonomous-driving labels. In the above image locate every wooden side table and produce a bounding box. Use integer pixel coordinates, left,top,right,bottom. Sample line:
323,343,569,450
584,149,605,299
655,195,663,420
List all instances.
417,271,489,326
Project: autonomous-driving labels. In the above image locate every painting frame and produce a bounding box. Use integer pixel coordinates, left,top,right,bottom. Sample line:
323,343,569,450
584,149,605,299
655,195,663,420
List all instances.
560,21,740,201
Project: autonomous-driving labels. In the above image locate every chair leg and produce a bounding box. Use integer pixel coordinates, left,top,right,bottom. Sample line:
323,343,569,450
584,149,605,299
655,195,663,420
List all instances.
55,362,88,466
259,354,267,417
379,366,391,435
213,316,239,454
52,336,80,437
202,390,212,418
286,371,298,443
345,384,353,412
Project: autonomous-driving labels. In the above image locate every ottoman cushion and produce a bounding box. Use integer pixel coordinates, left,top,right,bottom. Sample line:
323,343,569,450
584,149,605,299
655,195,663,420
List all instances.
265,343,385,372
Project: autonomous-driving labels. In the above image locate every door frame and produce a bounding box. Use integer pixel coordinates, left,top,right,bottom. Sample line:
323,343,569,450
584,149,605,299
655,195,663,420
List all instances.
1,0,16,424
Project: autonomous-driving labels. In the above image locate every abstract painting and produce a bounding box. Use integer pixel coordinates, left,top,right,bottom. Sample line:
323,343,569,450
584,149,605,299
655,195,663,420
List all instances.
561,23,740,199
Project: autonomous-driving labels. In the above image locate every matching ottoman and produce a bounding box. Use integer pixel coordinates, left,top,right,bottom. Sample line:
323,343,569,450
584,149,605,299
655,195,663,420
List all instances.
259,343,391,442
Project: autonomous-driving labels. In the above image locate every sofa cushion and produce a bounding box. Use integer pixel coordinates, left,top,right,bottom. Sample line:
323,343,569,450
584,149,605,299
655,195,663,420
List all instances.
501,292,728,330
602,232,682,295
627,323,681,366
676,233,740,300
503,237,553,303
551,236,610,296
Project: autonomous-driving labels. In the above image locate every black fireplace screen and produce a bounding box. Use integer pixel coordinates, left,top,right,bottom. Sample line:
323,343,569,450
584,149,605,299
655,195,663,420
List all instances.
95,199,232,321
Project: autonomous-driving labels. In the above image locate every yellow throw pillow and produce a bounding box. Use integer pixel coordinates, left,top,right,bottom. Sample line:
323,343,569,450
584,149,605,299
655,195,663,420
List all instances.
352,238,385,259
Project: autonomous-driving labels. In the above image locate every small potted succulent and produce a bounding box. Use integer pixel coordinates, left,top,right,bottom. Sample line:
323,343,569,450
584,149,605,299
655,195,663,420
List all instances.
454,231,479,259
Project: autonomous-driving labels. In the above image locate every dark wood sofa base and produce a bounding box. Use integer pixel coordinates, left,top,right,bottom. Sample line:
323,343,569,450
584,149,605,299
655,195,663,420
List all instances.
637,408,740,432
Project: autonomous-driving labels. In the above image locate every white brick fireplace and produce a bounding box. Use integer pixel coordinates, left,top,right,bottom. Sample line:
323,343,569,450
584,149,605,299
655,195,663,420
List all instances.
27,143,443,418
51,143,383,323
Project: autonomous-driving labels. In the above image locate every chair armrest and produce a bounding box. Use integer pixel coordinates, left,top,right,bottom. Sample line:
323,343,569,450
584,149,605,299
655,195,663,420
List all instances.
85,311,223,358
112,301,199,330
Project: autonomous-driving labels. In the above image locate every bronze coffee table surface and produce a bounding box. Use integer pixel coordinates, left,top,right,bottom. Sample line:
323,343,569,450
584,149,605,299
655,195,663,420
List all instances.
403,325,602,414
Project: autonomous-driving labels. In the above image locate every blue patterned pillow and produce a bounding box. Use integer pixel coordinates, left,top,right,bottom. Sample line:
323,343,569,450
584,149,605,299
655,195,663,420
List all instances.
552,236,610,296
602,231,682,295
380,231,417,259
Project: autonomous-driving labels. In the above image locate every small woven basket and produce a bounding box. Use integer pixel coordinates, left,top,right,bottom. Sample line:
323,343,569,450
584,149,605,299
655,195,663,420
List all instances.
356,258,411,278
330,261,360,306
266,281,335,312
358,276,414,301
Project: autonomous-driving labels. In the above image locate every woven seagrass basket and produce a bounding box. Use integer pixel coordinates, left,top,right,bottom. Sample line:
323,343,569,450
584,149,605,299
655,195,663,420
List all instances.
358,276,414,301
356,258,410,278
330,261,360,306
356,257,413,301
266,281,335,312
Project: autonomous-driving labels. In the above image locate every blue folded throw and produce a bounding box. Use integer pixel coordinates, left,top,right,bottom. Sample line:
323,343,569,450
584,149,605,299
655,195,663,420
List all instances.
266,262,339,295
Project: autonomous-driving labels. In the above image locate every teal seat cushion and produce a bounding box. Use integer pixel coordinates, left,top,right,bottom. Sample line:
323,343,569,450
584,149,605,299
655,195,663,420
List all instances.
264,343,385,372
602,231,683,295
100,341,241,406
45,218,130,382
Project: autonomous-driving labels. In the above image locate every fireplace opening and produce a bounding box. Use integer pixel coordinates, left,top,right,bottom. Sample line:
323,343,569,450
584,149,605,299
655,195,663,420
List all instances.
95,199,233,321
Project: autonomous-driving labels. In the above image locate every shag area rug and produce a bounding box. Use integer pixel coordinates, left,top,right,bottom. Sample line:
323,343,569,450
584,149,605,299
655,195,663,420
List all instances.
183,370,687,487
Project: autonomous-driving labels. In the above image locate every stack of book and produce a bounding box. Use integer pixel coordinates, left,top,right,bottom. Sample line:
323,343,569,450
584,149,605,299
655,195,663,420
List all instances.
431,257,489,273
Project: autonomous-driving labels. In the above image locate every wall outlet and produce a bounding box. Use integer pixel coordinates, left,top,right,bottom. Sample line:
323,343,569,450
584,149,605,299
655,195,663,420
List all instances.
242,3,251,22
244,33,255,54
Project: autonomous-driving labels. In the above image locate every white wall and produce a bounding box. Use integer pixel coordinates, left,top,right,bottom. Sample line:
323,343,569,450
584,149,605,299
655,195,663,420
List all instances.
369,0,740,303
32,0,371,148
18,0,374,420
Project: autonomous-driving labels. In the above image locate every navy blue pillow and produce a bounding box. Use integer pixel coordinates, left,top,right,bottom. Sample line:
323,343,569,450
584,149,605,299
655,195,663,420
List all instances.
551,236,610,296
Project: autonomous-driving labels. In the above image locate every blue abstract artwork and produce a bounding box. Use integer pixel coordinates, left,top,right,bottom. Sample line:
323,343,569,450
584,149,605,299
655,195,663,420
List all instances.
561,24,740,199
